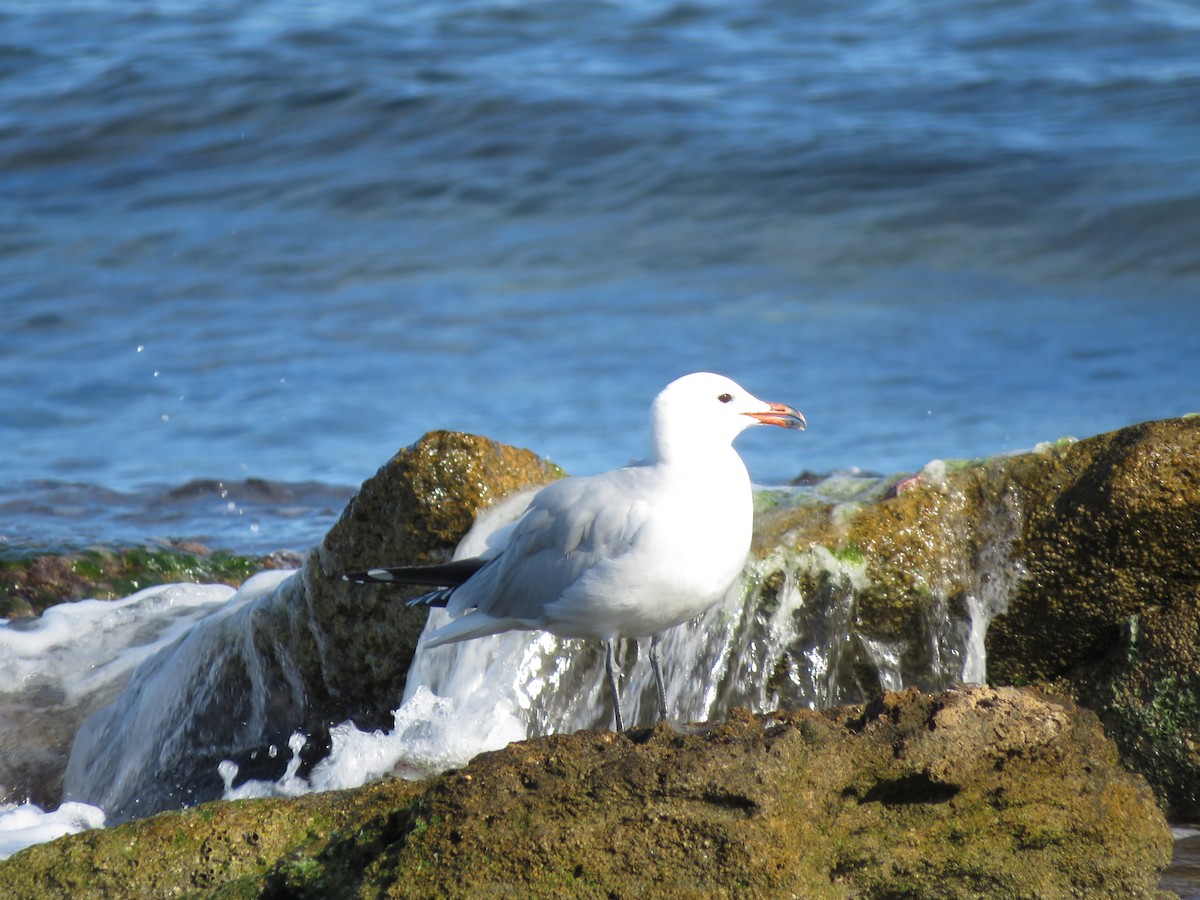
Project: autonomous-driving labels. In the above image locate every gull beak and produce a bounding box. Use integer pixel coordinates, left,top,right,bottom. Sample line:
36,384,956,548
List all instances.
744,403,806,430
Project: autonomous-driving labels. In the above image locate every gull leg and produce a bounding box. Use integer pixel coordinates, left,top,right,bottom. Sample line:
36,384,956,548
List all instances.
649,634,670,723
605,640,624,732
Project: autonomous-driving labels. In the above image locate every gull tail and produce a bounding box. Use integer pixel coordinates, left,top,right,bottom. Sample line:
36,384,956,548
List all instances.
342,559,519,644
341,558,492,608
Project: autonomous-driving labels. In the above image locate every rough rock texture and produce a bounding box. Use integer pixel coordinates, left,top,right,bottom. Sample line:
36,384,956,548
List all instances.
0,687,1172,898
990,418,1200,818
13,416,1200,826
54,432,561,820
752,415,1200,817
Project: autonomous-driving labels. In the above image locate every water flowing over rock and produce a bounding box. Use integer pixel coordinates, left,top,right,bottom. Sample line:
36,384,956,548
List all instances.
60,432,561,821
0,582,238,811
0,687,1172,898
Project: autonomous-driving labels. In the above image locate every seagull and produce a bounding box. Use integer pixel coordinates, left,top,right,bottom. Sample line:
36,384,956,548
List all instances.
344,372,805,731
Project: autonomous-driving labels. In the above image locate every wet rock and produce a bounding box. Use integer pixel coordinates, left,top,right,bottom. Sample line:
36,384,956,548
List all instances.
734,451,1032,714
21,415,1200,829
0,687,1171,898
299,430,561,728
0,547,280,809
753,415,1200,818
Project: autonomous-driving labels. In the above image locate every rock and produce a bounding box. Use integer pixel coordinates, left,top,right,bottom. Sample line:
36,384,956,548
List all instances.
296,429,562,729
751,415,1200,818
56,432,561,821
31,416,1200,825
988,417,1200,818
0,687,1172,898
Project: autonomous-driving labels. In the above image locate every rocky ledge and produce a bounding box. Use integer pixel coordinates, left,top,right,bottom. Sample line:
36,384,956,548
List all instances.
751,414,1200,819
0,686,1171,898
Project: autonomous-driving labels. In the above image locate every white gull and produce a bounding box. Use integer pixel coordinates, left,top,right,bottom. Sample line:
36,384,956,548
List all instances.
345,372,805,730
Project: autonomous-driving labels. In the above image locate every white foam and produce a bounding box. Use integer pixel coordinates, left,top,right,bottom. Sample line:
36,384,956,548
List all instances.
0,801,105,861
3,480,1018,857
0,582,237,706
228,489,637,801
213,499,585,802
0,580,242,866
217,681,530,802
220,732,312,800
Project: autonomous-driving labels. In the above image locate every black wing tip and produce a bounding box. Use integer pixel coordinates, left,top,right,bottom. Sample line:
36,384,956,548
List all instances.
341,569,455,608
341,559,491,589
342,569,395,584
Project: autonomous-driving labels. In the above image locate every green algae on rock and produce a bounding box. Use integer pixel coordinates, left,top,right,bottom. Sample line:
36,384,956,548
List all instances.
10,416,1196,866
0,545,283,619
0,687,1171,898
730,453,1027,716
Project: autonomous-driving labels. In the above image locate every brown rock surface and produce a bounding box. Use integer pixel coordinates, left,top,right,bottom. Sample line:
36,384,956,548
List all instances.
750,416,1200,816
0,687,1171,898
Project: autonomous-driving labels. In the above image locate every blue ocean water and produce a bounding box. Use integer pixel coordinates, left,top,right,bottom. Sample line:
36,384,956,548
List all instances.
2,0,1198,552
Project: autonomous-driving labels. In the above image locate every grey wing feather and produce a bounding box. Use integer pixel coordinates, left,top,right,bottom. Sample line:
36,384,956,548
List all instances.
448,467,655,621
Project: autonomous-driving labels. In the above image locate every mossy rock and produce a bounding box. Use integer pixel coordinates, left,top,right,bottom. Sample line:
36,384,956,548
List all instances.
300,430,563,729
0,688,1170,898
988,418,1200,684
752,416,1200,818
989,417,1200,816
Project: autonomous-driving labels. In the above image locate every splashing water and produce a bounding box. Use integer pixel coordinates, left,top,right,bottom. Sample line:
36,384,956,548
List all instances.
0,582,238,856
0,801,106,861
60,569,301,820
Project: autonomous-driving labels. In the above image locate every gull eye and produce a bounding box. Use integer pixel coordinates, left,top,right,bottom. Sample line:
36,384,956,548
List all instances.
717,393,733,403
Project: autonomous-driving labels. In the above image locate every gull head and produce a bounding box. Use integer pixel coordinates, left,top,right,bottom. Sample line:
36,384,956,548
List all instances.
650,372,805,463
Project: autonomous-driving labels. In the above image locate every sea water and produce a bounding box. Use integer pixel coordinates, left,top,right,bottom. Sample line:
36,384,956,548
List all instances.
1,0,1198,528
0,581,238,858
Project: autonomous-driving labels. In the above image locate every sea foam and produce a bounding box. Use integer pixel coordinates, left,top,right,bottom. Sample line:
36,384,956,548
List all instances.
0,582,236,860
0,801,106,861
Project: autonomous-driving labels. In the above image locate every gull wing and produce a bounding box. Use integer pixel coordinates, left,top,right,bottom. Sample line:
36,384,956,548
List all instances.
446,465,656,622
